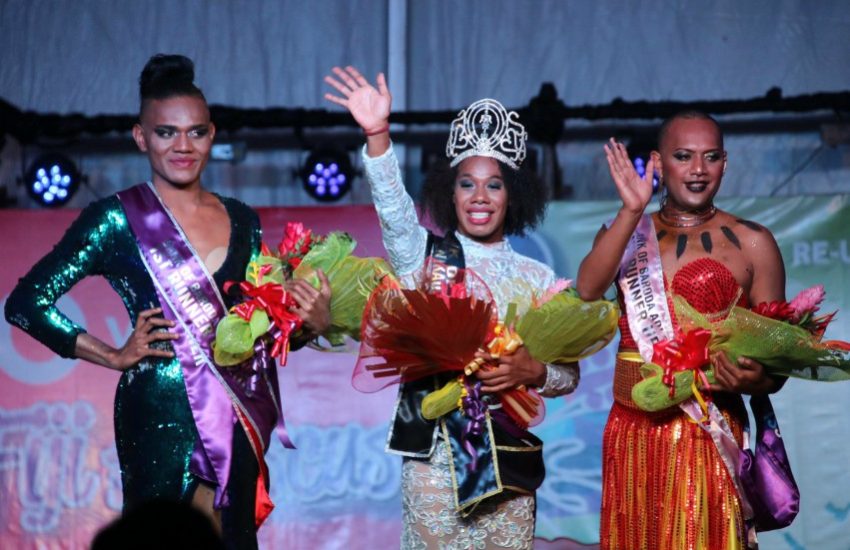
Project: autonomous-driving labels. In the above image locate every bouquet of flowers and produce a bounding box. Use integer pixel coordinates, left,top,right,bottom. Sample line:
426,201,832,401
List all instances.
632,285,850,412
354,274,618,429
213,222,394,367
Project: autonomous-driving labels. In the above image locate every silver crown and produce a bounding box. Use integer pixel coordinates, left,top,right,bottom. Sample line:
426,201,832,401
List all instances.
445,98,528,170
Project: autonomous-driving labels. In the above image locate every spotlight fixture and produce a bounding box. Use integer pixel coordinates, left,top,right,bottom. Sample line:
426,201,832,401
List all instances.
300,149,353,202
24,153,81,207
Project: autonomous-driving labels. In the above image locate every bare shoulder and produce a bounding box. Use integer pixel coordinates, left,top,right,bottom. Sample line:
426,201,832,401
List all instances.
717,211,786,301
714,210,780,252
735,215,780,255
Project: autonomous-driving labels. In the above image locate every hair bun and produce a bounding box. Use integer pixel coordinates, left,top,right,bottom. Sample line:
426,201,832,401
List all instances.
139,54,197,100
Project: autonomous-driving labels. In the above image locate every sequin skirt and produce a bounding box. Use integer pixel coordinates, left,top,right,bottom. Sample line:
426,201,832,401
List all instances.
600,354,747,550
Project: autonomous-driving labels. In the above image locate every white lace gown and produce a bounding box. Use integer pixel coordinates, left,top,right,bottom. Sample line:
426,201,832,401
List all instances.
363,144,579,549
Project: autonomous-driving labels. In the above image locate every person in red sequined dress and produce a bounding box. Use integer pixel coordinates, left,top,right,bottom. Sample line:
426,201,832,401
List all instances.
576,111,787,549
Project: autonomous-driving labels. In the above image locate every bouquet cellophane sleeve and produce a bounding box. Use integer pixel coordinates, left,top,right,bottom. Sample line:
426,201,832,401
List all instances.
632,296,850,412
515,290,619,365
294,232,395,346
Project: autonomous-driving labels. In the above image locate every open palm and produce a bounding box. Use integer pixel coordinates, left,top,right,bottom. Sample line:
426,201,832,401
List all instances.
604,138,655,214
324,66,391,133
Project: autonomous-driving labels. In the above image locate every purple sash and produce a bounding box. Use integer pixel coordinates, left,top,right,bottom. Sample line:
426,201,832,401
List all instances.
117,182,292,509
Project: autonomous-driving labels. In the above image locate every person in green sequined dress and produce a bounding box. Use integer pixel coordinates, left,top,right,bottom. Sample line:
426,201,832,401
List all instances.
5,55,331,549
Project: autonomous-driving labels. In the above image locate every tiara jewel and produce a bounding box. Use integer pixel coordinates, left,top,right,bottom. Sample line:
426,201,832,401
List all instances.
446,98,528,170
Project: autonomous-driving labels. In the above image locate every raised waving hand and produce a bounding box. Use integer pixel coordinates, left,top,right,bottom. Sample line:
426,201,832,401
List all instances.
324,66,391,134
604,138,655,215
575,140,656,300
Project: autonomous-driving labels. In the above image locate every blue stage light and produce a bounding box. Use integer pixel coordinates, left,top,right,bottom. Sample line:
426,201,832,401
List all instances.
632,157,660,193
301,149,354,202
25,154,81,207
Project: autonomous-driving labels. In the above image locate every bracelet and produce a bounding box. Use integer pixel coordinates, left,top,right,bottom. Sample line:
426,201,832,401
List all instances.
364,125,390,137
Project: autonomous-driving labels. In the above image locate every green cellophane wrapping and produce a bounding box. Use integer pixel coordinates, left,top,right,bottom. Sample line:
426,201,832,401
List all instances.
213,309,270,366
714,308,850,381
253,253,286,285
213,233,393,363
421,378,464,420
515,289,619,364
631,295,850,412
212,251,281,366
293,232,394,346
631,362,717,412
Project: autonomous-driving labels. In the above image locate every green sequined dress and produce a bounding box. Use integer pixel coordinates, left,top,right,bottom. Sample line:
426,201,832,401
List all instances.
5,193,262,548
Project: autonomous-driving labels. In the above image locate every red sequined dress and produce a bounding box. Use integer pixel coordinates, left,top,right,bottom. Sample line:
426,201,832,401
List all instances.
601,257,750,550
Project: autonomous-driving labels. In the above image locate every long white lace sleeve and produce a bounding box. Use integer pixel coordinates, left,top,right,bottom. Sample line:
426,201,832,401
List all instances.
361,143,428,278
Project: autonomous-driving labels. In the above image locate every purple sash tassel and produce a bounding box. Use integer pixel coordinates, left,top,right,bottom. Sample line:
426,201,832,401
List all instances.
460,380,486,471
255,330,295,450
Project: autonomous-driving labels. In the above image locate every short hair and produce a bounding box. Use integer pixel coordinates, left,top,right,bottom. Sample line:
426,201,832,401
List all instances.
657,110,723,150
139,54,206,116
420,158,548,237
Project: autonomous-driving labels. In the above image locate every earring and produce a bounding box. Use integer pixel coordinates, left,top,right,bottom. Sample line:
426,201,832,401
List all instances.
659,179,668,208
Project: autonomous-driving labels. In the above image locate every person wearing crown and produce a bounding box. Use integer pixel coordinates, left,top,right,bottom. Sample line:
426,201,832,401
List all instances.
325,66,580,548
576,111,787,549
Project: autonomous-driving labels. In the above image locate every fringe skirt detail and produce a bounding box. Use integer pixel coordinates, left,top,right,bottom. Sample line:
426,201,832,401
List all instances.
600,355,748,550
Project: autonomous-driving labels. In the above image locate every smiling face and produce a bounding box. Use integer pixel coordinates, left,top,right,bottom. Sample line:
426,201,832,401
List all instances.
132,95,214,189
652,117,726,212
452,156,508,243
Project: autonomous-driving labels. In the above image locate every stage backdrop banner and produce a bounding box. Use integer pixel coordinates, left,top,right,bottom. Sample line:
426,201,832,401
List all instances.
1,196,848,550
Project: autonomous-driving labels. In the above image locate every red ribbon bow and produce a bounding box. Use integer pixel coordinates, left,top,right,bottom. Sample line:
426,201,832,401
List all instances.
651,328,712,398
224,274,303,364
